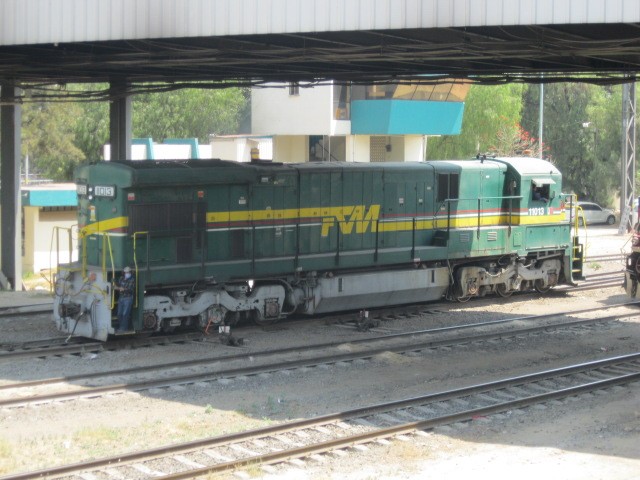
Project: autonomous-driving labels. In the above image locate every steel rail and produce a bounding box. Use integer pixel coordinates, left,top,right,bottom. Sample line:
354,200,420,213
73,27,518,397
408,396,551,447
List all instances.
5,300,635,393
0,332,206,361
584,269,624,279
1,302,636,394
164,371,640,480
5,352,640,480
0,303,52,317
586,254,626,263
0,273,628,363
1,310,636,409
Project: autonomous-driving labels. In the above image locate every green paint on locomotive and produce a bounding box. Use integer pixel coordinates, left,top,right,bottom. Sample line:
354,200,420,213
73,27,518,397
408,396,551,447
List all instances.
74,158,575,330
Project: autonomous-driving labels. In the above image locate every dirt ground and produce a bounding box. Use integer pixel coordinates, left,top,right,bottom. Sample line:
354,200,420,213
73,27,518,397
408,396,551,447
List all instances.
1,226,639,479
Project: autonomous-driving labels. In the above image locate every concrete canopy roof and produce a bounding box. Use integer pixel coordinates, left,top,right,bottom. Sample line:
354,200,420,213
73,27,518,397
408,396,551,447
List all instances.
2,24,640,87
0,0,639,95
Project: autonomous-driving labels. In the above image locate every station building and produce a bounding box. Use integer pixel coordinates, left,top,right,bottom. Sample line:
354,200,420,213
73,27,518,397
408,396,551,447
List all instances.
21,183,77,276
211,81,469,163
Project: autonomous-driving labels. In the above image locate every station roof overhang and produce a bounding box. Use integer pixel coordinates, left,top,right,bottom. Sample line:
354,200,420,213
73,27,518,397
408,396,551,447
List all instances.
1,22,640,98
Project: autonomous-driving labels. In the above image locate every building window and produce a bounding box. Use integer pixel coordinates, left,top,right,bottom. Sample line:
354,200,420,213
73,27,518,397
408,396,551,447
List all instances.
289,82,300,96
42,206,75,212
333,84,351,120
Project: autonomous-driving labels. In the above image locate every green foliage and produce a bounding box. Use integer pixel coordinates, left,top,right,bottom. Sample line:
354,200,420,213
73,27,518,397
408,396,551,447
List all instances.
73,85,110,162
427,83,525,159
22,100,86,181
19,84,248,180
132,87,248,143
521,83,621,207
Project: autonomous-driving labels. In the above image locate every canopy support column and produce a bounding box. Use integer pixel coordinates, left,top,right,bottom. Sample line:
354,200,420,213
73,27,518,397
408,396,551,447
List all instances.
0,83,22,290
109,80,132,161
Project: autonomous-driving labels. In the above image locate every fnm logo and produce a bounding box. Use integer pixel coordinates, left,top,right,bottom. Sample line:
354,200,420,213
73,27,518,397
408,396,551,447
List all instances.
320,205,381,237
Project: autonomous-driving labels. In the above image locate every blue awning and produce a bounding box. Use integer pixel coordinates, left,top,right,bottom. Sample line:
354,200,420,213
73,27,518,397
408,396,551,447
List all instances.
351,99,465,135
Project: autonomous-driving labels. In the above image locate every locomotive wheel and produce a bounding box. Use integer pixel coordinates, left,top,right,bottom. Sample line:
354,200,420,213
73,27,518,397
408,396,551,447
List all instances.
495,284,513,297
534,279,551,293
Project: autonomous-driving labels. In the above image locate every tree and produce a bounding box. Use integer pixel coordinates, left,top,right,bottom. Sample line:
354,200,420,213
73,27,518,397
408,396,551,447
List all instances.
73,87,109,162
521,83,621,207
426,83,525,159
492,121,545,158
132,87,248,142
20,84,249,180
22,101,85,181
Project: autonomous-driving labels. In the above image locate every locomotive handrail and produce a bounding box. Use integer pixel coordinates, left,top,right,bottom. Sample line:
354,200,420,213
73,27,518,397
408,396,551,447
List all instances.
562,193,585,280
442,195,522,201
100,233,116,309
477,198,481,239
434,195,525,242
49,226,75,293
79,228,87,279
132,231,150,308
574,204,587,261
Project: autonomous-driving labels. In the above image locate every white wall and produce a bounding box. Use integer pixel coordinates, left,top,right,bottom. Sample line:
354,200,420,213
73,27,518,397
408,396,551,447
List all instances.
211,137,273,162
211,139,239,161
404,136,426,162
273,136,309,163
252,85,333,135
23,207,78,273
104,143,213,160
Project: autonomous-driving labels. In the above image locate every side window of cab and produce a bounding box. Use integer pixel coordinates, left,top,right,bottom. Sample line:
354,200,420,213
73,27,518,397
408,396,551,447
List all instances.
531,182,549,202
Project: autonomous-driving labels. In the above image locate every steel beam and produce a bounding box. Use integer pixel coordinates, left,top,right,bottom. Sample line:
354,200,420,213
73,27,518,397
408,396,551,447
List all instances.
620,81,636,233
109,81,132,161
0,84,22,290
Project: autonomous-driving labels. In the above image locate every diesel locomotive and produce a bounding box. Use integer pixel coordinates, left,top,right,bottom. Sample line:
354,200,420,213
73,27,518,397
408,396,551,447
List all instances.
54,157,583,341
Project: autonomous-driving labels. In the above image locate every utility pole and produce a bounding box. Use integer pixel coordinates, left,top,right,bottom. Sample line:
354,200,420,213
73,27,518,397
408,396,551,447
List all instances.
539,80,544,159
620,80,636,233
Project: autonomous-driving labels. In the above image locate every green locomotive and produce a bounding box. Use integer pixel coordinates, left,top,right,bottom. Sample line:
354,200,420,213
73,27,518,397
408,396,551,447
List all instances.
54,157,583,340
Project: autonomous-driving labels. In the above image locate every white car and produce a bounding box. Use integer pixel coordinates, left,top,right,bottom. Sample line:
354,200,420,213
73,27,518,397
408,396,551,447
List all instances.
576,201,617,225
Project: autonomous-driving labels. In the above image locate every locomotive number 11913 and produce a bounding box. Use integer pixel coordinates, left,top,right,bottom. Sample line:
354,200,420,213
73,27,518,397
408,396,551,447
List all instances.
528,207,546,216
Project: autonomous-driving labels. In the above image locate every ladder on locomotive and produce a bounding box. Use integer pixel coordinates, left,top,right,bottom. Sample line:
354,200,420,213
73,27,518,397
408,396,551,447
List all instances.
565,195,585,281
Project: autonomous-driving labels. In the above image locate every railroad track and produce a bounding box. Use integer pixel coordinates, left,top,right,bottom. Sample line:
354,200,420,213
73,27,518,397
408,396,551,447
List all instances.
6,352,640,480
0,269,625,361
586,254,626,264
1,303,637,410
0,302,52,317
0,336,103,359
0,332,208,361
564,270,624,292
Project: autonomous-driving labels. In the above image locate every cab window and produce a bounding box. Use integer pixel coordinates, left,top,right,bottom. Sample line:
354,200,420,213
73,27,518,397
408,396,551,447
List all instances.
531,182,549,202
